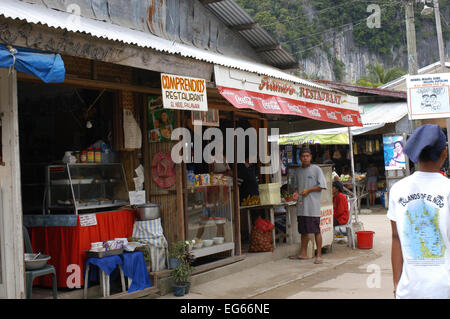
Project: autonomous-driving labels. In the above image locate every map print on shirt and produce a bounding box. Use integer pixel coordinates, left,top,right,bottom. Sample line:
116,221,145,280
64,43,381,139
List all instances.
403,199,446,265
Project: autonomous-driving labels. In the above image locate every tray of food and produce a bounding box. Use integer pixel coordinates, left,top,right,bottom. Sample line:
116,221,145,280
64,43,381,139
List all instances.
85,248,124,258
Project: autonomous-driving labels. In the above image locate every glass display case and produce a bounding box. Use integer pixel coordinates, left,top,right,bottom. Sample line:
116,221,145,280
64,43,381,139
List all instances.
45,163,129,215
184,185,234,258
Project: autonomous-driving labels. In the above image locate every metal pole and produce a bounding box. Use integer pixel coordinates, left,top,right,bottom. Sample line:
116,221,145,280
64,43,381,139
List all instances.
348,127,358,222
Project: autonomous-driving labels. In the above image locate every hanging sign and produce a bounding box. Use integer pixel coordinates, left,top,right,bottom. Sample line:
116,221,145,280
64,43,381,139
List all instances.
161,73,208,111
406,73,450,120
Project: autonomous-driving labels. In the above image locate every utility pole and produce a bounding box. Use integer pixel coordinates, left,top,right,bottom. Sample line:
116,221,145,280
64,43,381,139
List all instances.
433,0,446,73
405,0,419,75
432,0,450,169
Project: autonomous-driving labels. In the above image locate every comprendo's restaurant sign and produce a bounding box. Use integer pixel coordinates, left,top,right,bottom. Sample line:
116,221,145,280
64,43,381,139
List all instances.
161,73,208,111
214,65,361,126
406,73,450,120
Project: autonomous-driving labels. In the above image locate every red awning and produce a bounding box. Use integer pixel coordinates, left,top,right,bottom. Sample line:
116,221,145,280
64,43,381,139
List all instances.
218,86,363,127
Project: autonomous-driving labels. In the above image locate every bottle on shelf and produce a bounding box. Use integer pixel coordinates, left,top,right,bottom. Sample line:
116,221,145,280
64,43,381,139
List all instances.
94,147,101,163
87,147,94,163
80,150,87,163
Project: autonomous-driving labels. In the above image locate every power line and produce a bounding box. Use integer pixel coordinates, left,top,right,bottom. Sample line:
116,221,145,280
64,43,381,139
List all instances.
290,2,404,56
259,0,403,28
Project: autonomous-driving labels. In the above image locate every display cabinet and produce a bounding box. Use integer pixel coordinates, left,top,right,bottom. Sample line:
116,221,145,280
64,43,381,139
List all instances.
45,163,129,214
184,185,234,258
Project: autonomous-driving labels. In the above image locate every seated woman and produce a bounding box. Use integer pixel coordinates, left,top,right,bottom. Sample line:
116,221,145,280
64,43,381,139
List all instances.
332,181,349,226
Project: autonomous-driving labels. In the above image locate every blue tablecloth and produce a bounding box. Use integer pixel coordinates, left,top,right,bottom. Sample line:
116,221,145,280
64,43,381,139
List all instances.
85,255,123,287
121,251,152,292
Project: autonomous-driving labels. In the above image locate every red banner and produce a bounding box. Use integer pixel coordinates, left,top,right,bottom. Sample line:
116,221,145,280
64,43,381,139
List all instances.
218,86,362,127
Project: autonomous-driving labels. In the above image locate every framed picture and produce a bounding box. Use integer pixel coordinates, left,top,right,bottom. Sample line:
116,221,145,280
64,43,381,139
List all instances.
148,96,174,142
383,135,406,170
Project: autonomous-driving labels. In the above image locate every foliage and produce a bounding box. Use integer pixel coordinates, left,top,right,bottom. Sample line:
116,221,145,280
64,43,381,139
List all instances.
169,240,189,259
356,61,406,87
170,240,196,284
172,262,193,285
236,0,450,79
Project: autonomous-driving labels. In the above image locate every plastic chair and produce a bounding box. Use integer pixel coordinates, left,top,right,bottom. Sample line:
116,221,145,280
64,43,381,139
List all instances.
23,226,57,299
334,197,357,249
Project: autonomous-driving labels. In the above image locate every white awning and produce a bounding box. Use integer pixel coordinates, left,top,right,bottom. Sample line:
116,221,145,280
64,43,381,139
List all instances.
1,0,327,91
360,102,408,125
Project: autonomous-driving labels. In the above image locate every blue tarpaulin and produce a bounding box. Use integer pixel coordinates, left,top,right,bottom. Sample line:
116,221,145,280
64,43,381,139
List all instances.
0,44,65,83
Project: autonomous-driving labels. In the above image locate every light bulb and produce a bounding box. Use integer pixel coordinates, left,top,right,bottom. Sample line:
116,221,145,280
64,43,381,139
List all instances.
86,120,92,129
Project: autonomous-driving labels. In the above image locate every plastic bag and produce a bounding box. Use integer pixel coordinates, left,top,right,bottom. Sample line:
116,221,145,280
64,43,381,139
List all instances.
254,217,274,232
249,226,273,252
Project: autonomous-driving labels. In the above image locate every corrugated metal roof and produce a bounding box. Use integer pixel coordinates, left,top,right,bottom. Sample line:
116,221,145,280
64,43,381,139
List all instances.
0,0,328,91
361,102,408,125
204,0,297,69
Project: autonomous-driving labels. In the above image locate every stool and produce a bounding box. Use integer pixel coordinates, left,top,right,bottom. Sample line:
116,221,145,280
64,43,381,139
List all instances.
84,255,126,298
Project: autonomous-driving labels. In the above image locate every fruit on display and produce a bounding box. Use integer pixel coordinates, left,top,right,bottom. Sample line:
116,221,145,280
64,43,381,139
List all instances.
340,174,351,182
241,195,260,206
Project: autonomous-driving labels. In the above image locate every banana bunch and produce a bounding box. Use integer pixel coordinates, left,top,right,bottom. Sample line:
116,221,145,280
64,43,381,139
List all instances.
241,195,260,206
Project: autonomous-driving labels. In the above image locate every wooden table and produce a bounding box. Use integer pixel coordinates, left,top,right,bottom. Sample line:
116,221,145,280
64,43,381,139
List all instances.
240,201,297,249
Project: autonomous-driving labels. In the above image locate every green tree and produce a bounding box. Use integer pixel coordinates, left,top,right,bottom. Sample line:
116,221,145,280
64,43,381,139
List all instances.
356,61,406,87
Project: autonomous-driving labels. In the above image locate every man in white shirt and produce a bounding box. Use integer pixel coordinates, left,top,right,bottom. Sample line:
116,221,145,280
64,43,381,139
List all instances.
388,124,450,299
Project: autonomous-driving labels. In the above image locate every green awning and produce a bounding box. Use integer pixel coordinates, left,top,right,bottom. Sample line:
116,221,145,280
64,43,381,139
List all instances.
278,132,349,145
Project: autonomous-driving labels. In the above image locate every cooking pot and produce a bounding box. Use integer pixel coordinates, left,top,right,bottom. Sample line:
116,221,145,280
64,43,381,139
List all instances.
136,203,161,220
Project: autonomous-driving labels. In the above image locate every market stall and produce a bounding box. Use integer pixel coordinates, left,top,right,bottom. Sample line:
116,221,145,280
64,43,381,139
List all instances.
278,125,387,213
17,61,155,290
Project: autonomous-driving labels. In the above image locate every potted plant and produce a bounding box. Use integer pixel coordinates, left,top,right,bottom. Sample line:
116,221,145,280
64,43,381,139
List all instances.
181,247,195,294
168,240,194,269
168,241,186,269
172,262,192,297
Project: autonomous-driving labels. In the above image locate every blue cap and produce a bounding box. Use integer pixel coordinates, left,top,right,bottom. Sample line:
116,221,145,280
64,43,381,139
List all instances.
404,124,447,163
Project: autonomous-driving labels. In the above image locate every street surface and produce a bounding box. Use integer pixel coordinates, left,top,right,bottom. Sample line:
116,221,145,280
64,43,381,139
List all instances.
161,209,394,299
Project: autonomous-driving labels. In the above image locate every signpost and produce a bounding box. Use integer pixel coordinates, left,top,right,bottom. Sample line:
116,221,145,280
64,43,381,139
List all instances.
406,73,450,120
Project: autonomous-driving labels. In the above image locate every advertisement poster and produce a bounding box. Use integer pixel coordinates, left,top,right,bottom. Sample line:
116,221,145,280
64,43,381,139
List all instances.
148,96,174,143
285,145,293,164
383,135,406,170
161,73,208,111
406,73,450,120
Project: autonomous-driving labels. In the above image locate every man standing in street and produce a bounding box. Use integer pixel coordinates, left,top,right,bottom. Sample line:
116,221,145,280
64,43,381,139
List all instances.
388,124,450,298
289,147,327,264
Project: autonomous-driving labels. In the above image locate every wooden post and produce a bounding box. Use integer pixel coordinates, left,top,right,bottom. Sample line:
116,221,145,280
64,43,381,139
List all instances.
174,110,186,241
0,69,25,298
232,111,241,255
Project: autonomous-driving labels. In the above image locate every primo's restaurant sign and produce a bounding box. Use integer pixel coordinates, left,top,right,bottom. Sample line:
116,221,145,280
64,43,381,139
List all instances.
214,65,361,127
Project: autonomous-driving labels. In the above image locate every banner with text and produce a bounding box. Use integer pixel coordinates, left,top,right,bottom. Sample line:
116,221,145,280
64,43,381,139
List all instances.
161,73,208,111
214,65,361,127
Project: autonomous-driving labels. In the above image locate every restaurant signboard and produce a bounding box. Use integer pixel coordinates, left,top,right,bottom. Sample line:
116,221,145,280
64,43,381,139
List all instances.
214,65,361,126
161,73,208,111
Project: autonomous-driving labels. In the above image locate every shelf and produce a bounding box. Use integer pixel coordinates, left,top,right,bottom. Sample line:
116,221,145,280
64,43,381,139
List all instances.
51,178,119,185
184,184,232,191
190,242,234,259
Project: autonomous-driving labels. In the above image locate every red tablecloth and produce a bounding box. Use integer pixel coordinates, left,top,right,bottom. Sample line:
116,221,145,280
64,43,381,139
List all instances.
28,209,136,288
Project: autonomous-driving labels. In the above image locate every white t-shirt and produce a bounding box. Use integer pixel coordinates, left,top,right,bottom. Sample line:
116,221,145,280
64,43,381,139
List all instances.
387,171,450,299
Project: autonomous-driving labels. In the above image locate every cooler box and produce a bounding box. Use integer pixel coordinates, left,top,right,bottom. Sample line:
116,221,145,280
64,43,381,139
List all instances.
258,183,281,205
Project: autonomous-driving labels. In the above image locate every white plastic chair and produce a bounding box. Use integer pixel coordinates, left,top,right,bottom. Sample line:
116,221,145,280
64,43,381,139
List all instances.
334,196,357,249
